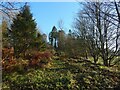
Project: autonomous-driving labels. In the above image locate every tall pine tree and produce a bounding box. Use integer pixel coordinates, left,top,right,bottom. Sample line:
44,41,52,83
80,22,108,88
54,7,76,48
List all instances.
11,5,38,58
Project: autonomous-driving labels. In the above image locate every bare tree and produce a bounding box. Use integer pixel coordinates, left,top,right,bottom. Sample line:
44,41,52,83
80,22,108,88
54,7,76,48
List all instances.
0,2,26,20
58,19,64,30
74,1,120,66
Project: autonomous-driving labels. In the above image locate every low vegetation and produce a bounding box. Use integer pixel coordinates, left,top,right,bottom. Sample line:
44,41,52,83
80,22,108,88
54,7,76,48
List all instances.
2,57,120,89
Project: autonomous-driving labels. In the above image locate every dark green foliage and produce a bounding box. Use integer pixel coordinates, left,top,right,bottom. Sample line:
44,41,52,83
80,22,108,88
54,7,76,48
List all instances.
34,32,46,51
11,5,37,58
49,26,58,48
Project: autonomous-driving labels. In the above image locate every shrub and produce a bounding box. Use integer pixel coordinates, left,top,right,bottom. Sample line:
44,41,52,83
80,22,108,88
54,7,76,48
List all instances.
2,70,76,90
2,59,17,72
27,51,53,68
2,58,29,73
2,50,53,73
2,47,14,61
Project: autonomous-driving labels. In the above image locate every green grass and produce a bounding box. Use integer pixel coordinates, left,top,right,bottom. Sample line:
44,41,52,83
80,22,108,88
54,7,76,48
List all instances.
88,57,103,64
2,58,120,90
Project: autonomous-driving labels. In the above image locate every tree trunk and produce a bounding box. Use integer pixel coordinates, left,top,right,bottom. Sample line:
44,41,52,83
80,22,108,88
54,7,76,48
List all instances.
85,51,88,59
103,59,109,66
93,56,98,64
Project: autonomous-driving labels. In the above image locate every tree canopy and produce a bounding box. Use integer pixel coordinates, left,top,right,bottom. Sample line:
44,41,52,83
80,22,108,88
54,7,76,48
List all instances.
10,5,44,58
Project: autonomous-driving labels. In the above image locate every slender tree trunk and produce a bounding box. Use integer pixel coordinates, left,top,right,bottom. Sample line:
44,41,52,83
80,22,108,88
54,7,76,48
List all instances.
104,60,109,66
54,38,57,48
93,55,98,64
93,56,97,64
85,50,88,59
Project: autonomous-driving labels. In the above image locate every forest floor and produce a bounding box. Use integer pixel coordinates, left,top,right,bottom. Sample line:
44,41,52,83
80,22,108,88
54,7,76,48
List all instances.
2,57,120,90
